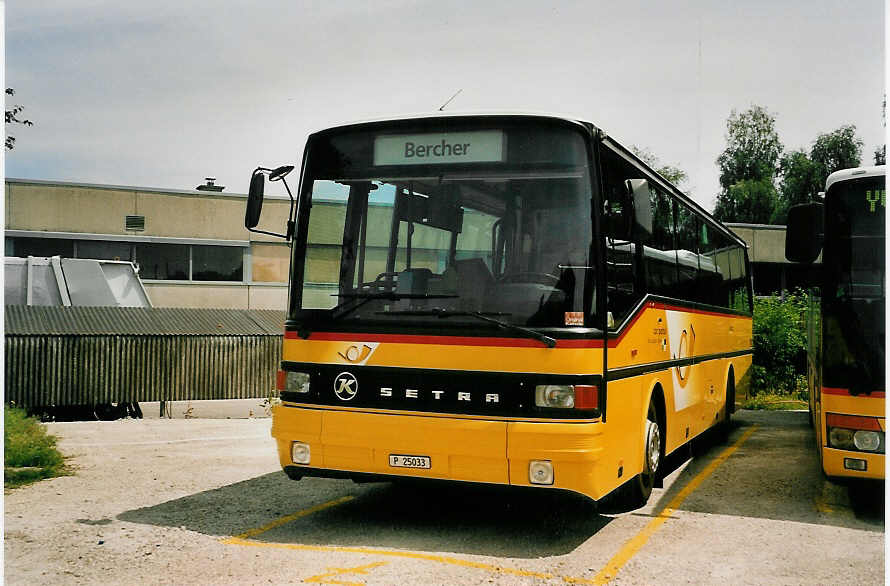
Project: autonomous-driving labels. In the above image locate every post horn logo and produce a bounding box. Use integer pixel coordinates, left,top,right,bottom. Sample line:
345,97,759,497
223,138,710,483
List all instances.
675,324,696,385
333,372,358,401
337,343,379,365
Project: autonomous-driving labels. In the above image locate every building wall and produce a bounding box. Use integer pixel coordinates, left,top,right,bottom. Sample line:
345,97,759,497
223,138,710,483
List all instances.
5,179,293,310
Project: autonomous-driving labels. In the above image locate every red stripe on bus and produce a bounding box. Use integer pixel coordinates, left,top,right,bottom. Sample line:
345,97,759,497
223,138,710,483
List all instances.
283,301,751,348
285,330,604,348
823,387,886,398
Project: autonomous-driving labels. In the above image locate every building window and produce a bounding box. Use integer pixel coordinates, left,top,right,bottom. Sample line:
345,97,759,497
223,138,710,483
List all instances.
6,237,75,258
6,235,247,283
192,245,243,282
134,243,189,280
78,240,133,261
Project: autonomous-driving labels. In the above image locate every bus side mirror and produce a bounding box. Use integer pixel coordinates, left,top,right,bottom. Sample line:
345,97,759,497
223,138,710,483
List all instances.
785,202,823,263
245,172,265,229
626,179,653,241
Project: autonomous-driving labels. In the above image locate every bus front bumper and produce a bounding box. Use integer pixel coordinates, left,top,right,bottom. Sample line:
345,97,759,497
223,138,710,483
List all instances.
823,447,885,480
271,404,608,500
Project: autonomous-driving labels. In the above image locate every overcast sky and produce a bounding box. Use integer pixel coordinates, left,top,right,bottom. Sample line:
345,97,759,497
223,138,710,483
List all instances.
4,1,885,212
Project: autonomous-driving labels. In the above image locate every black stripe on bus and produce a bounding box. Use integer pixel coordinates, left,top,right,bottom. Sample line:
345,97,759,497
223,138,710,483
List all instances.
606,348,753,382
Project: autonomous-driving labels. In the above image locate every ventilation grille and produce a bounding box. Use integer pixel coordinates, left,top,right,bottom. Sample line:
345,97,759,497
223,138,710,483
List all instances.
126,215,145,231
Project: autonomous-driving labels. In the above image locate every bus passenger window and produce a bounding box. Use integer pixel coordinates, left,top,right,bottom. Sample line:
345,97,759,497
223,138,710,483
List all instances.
644,186,678,297
675,202,701,302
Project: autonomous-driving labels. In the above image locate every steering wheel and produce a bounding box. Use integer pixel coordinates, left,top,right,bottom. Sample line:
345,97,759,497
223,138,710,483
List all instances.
499,272,560,286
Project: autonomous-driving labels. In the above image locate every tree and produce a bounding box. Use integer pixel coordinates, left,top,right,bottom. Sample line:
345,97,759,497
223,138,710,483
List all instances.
5,88,33,150
716,105,782,189
713,105,782,223
631,146,689,191
714,178,777,225
773,126,864,224
809,125,862,177
874,144,886,166
773,149,821,223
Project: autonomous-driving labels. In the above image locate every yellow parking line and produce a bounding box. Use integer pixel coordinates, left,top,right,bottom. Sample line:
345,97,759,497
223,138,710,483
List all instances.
231,496,355,540
222,536,594,584
304,561,389,585
591,425,759,584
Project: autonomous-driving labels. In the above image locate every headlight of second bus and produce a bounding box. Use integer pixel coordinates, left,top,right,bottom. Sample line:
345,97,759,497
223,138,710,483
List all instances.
826,413,885,453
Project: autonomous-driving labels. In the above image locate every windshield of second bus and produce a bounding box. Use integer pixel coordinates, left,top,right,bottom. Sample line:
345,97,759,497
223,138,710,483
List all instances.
822,175,885,392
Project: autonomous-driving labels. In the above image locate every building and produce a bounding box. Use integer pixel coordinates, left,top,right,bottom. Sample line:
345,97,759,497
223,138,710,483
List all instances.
726,223,820,295
5,178,292,310
5,178,812,308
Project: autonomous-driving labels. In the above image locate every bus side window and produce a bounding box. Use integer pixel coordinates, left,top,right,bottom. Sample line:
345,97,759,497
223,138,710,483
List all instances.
709,228,734,308
601,150,642,328
728,245,749,311
698,223,723,306
675,201,701,302
644,185,678,297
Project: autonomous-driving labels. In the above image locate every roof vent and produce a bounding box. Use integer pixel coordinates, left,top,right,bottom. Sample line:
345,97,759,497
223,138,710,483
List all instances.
126,215,145,231
196,177,225,192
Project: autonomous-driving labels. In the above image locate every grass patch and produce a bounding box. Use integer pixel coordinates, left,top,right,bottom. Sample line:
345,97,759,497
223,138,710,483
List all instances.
5,406,68,489
742,394,808,411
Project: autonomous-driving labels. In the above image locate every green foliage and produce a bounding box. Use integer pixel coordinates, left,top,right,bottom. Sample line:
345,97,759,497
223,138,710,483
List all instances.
713,105,783,224
716,105,782,189
773,125,864,224
752,291,808,395
773,149,822,223
5,88,33,151
810,125,863,177
631,145,689,190
741,391,807,411
5,406,67,488
714,177,778,224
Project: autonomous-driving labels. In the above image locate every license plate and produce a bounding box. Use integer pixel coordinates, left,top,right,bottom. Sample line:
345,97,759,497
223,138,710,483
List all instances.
389,454,431,469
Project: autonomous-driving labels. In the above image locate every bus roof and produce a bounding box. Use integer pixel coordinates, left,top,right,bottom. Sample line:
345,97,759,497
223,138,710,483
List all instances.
310,111,598,136
825,165,886,191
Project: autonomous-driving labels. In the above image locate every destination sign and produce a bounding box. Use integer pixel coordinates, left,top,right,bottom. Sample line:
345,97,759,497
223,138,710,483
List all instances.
374,131,505,166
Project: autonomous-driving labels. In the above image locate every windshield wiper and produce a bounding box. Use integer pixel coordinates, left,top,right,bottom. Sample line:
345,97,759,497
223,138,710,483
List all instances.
330,292,458,322
377,308,557,348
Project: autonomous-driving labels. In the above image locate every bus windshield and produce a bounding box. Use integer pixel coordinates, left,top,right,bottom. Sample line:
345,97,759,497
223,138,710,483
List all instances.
292,120,594,331
822,175,885,393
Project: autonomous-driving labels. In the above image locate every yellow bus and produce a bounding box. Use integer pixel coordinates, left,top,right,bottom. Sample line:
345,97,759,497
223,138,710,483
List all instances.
246,114,753,507
786,165,885,480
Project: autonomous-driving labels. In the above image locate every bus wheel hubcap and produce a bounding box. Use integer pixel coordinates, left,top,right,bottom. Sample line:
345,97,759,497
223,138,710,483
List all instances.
646,420,660,473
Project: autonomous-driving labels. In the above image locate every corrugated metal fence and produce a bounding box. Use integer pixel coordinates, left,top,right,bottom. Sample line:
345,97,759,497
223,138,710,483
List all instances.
5,306,285,407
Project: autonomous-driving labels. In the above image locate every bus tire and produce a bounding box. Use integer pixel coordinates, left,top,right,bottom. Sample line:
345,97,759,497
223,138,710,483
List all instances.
619,400,662,509
718,371,735,442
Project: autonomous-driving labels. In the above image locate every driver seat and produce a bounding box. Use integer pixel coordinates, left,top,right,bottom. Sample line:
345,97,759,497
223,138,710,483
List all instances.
452,258,494,311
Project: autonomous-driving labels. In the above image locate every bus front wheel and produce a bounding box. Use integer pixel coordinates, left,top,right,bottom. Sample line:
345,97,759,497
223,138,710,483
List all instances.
618,400,662,509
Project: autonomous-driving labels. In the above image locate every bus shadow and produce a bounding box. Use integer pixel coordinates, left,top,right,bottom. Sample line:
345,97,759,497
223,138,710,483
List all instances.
118,473,611,558
649,410,884,532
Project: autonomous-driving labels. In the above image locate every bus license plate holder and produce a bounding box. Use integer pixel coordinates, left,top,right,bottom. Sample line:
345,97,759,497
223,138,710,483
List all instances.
389,454,431,469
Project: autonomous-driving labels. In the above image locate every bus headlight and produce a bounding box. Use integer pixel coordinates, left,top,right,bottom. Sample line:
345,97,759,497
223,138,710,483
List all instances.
277,370,311,393
853,430,882,452
535,385,575,408
826,413,884,453
534,384,598,410
828,427,855,450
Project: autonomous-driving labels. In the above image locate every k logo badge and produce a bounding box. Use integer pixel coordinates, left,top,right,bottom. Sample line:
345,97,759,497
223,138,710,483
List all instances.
333,372,358,401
